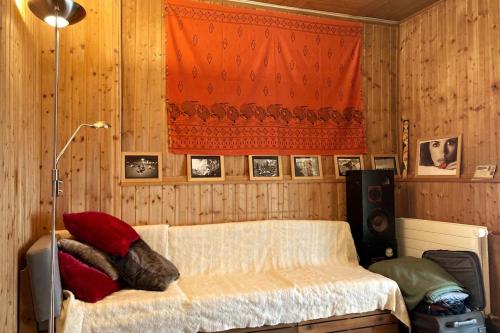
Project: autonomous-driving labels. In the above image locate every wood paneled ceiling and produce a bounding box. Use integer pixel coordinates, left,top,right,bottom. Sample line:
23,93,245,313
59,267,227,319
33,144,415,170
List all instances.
246,0,441,22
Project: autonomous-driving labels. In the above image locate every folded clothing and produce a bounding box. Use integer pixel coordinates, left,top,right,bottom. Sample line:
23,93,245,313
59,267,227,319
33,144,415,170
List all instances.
427,290,469,303
415,289,470,317
414,300,469,316
369,257,468,311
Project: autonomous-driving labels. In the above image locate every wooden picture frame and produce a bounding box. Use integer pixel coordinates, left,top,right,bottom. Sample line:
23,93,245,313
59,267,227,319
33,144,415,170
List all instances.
121,152,162,183
187,155,225,182
248,155,283,180
371,154,401,177
290,155,323,180
415,135,462,178
334,154,364,179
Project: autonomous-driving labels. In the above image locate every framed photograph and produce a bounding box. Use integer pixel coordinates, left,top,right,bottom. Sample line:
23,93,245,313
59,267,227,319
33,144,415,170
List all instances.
371,154,401,177
291,155,323,180
122,152,162,183
473,165,496,179
334,154,364,178
249,155,283,180
416,135,462,178
187,155,225,182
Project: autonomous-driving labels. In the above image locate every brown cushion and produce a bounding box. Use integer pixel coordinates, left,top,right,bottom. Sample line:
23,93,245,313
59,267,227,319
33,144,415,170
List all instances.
110,239,180,291
58,239,120,281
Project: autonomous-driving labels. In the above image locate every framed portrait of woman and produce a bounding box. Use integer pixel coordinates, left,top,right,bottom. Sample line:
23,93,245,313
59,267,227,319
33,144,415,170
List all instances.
416,135,462,177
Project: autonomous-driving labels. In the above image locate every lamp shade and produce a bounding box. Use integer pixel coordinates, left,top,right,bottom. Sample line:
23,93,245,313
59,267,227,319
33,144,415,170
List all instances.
28,0,86,27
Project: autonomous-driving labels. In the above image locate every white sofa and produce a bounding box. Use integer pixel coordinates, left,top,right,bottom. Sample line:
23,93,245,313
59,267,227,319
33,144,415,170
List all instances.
55,220,409,333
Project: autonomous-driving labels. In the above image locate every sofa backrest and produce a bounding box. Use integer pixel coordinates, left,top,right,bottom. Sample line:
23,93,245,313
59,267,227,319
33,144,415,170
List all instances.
168,220,358,277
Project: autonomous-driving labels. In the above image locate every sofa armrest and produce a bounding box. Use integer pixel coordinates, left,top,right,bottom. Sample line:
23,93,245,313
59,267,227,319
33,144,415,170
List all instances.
26,235,62,331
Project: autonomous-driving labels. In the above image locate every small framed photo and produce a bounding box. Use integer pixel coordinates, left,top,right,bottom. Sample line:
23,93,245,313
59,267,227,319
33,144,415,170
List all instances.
334,154,364,178
371,154,401,177
249,155,283,180
122,152,162,183
291,155,323,180
473,165,496,179
187,155,225,182
416,135,462,178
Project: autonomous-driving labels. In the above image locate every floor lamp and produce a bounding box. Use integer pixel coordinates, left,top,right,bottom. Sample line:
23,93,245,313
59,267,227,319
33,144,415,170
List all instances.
27,1,110,332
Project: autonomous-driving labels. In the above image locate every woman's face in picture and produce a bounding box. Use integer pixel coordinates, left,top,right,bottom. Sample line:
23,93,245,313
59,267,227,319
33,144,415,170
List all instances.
429,138,458,168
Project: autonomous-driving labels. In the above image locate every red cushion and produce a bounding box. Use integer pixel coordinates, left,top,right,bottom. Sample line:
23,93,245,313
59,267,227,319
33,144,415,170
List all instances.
63,211,139,256
58,251,120,303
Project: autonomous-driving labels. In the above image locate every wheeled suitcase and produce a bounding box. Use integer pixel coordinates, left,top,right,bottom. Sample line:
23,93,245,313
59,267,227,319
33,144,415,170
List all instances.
411,250,487,333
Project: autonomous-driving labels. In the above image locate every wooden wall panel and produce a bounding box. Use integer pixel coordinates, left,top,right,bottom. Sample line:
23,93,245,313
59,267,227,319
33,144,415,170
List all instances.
120,0,399,226
398,0,500,316
1,0,121,331
399,0,500,231
1,1,42,332
4,1,397,331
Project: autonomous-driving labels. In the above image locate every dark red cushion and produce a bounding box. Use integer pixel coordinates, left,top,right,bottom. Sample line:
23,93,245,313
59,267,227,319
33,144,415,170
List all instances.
58,251,120,303
63,211,139,256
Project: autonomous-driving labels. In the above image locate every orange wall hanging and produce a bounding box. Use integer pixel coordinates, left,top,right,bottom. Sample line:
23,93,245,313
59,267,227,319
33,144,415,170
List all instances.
166,0,366,155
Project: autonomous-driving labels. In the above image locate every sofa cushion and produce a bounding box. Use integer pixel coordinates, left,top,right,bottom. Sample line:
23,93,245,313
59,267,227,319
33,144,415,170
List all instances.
177,266,410,332
177,271,298,332
58,251,121,303
58,239,119,280
63,211,140,256
168,220,358,277
109,239,180,291
276,264,409,321
56,283,193,333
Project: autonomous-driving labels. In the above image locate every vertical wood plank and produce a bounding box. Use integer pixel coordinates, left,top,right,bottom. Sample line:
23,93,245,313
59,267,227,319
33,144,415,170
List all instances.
212,184,224,223
163,185,176,225
149,186,163,224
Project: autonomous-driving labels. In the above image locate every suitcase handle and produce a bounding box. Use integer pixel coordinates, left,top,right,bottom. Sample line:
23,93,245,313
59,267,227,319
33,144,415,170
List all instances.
446,318,477,328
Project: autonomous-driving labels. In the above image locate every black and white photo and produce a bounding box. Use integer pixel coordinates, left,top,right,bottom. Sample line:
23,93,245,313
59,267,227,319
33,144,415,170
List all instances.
291,155,323,179
249,156,283,180
188,155,225,181
122,152,162,182
371,154,400,176
334,155,364,178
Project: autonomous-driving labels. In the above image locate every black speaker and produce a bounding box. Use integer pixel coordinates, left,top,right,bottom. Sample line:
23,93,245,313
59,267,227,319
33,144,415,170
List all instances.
346,170,397,267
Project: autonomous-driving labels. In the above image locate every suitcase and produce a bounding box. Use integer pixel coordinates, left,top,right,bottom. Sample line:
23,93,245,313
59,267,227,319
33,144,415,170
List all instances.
411,250,487,333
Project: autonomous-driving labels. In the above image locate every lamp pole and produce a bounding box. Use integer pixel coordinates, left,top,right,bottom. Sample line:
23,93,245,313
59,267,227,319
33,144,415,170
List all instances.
26,2,113,333
48,10,60,333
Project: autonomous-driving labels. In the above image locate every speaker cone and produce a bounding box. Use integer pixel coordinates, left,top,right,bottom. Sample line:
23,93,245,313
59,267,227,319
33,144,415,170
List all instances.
367,209,390,235
367,185,382,203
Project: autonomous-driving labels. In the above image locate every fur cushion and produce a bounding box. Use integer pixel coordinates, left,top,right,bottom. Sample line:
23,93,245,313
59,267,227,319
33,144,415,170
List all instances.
58,239,120,281
110,239,180,291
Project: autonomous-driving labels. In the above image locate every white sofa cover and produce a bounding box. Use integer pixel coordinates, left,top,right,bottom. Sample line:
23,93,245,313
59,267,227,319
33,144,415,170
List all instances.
56,220,409,333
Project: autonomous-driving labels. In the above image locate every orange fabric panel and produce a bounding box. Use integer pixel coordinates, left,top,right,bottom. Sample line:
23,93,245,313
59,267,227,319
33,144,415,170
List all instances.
166,0,366,155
